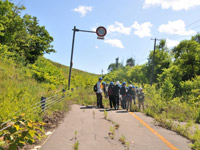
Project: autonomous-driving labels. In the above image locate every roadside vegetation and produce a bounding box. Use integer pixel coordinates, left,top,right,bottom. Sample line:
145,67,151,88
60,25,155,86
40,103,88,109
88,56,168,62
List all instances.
0,0,98,149
103,36,200,149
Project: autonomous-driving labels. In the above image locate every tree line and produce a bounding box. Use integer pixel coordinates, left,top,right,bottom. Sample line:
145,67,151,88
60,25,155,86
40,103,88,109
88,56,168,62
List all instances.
104,35,200,102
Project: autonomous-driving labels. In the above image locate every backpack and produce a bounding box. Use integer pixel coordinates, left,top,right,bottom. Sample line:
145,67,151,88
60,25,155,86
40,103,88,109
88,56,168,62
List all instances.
93,83,97,92
108,86,113,96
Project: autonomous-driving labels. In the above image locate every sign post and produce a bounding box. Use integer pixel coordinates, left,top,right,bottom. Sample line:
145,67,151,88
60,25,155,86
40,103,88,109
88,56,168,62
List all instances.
68,26,107,90
96,26,107,40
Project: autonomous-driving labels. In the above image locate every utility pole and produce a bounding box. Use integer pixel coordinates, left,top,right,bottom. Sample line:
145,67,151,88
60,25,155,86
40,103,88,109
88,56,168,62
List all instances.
150,38,160,86
101,69,103,77
116,57,119,68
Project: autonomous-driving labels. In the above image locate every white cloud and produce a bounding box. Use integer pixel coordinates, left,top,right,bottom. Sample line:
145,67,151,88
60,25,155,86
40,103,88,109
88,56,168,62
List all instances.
166,39,180,48
73,6,93,17
159,20,196,35
143,0,200,11
104,39,124,48
91,27,96,32
95,46,99,49
131,21,153,38
107,22,131,35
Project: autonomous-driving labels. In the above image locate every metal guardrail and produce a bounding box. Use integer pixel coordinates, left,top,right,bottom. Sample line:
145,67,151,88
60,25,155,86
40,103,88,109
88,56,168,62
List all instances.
0,90,68,134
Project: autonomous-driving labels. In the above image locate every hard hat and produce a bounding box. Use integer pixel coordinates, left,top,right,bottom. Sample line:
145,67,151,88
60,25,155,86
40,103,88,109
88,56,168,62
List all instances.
99,77,103,80
116,81,120,85
129,84,132,88
132,85,135,88
122,82,126,85
110,82,114,85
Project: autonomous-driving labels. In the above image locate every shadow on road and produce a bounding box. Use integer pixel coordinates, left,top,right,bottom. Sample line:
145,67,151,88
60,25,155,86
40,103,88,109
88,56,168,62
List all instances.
99,109,117,112
80,106,96,109
116,110,128,113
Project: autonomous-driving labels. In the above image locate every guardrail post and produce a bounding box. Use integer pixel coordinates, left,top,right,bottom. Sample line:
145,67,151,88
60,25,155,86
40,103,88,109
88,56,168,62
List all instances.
41,97,46,112
62,88,66,98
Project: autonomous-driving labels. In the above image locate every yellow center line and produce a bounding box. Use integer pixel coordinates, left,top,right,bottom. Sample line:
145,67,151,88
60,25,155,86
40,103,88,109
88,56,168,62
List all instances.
129,112,178,150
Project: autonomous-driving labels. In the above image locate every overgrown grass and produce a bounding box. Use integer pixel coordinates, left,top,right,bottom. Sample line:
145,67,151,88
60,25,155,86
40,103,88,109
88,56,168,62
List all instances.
143,84,200,149
0,55,98,124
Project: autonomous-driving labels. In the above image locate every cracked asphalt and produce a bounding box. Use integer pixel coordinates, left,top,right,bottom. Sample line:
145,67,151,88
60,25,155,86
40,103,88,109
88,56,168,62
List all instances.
41,104,191,150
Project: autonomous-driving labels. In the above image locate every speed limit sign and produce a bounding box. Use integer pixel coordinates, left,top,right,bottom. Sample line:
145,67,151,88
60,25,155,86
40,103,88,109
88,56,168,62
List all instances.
96,26,107,38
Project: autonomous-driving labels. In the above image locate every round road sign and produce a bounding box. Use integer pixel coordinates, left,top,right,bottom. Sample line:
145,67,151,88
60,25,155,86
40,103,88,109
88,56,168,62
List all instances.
96,26,107,37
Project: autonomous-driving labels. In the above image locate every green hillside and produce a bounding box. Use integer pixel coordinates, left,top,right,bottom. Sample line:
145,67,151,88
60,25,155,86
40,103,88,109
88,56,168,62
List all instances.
0,55,98,123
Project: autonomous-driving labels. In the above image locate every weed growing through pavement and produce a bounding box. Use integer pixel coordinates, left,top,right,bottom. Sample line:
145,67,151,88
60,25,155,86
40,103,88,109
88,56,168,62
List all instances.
75,130,77,140
104,110,108,120
93,111,95,119
72,130,79,150
119,135,126,144
126,141,130,150
114,123,120,130
108,126,115,139
73,141,79,150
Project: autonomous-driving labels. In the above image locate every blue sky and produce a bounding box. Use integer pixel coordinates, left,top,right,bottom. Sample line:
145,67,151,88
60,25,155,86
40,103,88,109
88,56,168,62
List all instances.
14,0,200,74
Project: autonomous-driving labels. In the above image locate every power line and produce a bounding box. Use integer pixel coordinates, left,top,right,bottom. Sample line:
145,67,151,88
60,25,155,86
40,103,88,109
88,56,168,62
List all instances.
157,19,200,39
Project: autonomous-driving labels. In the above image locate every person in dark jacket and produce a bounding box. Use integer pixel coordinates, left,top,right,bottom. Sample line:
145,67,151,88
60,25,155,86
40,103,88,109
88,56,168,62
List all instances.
108,82,115,109
126,85,136,111
113,81,120,110
120,82,127,109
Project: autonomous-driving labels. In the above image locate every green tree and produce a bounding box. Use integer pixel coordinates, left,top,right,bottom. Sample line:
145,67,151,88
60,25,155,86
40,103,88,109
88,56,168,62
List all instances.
127,64,148,86
0,0,55,64
192,33,200,44
107,58,123,72
173,40,200,81
22,15,55,63
161,77,175,100
126,57,135,67
146,40,172,83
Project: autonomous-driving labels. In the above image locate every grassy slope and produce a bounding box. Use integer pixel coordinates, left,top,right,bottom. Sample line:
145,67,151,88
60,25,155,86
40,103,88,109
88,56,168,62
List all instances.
0,56,98,123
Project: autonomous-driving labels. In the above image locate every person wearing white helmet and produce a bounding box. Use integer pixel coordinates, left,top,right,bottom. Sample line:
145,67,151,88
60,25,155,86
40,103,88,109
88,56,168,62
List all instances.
126,85,136,111
113,81,120,110
138,87,145,111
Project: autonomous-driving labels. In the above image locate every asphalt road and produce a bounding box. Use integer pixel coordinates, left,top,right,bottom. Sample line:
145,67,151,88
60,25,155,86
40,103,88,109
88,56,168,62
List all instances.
40,105,191,150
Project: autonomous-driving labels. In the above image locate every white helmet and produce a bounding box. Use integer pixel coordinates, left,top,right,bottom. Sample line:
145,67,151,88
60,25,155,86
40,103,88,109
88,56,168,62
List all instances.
116,81,120,85
129,84,133,88
139,87,143,90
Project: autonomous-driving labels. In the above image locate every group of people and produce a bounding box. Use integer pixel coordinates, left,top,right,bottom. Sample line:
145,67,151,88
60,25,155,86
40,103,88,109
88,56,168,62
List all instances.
94,77,145,111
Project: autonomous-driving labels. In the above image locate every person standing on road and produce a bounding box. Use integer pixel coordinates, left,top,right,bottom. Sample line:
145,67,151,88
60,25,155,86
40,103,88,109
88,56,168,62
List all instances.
96,77,104,108
114,81,120,110
120,82,127,109
102,82,106,95
108,82,115,109
132,86,136,105
105,83,109,98
138,87,145,111
126,85,135,111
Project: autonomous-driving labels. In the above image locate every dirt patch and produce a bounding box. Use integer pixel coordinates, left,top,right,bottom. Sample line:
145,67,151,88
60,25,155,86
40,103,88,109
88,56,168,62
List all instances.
21,102,73,150
43,111,65,129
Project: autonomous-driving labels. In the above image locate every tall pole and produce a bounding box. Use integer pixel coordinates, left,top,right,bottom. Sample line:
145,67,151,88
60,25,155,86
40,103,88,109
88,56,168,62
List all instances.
151,38,157,86
68,26,76,90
